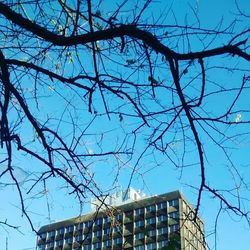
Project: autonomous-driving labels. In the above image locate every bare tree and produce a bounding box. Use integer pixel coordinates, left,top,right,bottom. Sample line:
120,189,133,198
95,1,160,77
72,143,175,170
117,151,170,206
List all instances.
0,0,249,248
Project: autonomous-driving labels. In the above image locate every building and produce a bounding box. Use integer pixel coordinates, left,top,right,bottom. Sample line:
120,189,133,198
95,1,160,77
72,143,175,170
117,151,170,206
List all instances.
37,189,205,250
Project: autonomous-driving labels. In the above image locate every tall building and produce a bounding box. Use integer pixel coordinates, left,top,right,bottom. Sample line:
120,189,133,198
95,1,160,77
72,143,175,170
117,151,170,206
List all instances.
37,189,205,250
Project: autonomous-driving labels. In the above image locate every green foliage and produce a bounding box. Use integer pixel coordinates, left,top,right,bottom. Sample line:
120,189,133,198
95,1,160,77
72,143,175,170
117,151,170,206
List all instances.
164,233,181,250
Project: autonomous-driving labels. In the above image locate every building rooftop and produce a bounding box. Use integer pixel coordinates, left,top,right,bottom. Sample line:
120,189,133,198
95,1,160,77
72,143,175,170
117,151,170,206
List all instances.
38,190,196,233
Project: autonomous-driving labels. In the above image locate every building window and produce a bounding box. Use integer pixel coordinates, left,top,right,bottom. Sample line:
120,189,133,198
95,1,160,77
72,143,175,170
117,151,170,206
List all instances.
158,227,168,235
103,227,112,235
57,227,64,235
65,237,73,244
103,239,112,247
147,242,156,250
76,235,82,242
157,202,167,210
48,231,55,238
158,214,167,222
39,232,46,240
104,217,112,223
147,229,156,237
135,232,145,240
169,224,179,233
47,242,54,248
76,223,83,230
135,245,144,250
115,213,123,221
93,242,102,249
37,245,45,250
84,220,93,228
83,244,91,250
66,225,74,233
96,218,102,225
135,207,144,215
169,211,179,219
55,240,63,247
169,199,178,207
158,240,168,248
93,230,102,237
135,220,144,228
114,237,122,245
84,232,92,240
146,205,155,212
114,225,122,234
146,217,156,225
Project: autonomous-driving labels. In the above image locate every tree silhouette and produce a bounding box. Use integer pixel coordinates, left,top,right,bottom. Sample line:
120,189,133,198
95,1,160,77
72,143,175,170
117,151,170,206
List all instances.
0,1,249,248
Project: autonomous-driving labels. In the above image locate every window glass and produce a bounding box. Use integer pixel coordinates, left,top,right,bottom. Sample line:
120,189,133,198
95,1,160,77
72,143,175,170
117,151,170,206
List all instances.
47,242,54,248
114,237,122,245
169,224,179,232
103,239,112,247
169,199,178,207
169,211,179,219
135,245,145,250
65,237,73,244
66,225,74,233
96,218,102,225
146,217,156,225
147,242,156,250
76,223,83,230
146,205,155,212
135,245,144,250
135,220,144,228
58,227,64,235
158,227,168,235
104,217,112,223
48,231,55,237
148,229,156,237
84,232,92,240
103,227,112,235
40,232,46,239
135,207,144,215
55,240,63,246
158,240,168,248
93,242,102,248
116,214,123,221
85,220,93,228
76,235,82,242
38,245,45,250
135,232,144,240
114,225,122,233
83,244,91,250
157,202,167,209
93,230,102,237
158,214,167,222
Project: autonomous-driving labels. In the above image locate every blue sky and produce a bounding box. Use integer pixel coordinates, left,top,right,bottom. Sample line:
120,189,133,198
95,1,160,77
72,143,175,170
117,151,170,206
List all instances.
0,0,250,249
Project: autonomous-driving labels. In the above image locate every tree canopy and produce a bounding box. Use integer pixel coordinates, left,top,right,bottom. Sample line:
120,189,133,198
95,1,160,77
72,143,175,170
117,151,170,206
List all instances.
0,0,249,249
